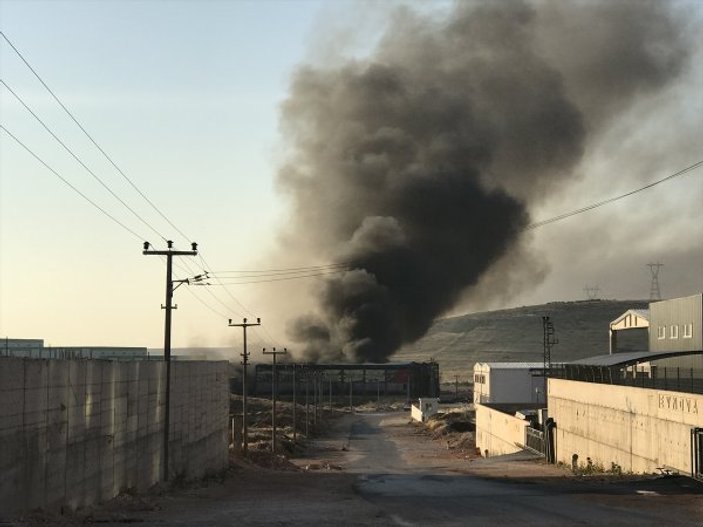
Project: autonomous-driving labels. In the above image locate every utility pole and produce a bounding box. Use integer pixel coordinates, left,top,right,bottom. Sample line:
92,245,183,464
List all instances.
314,370,320,425
542,316,558,401
229,317,261,455
263,347,287,453
292,364,297,442
142,240,197,482
312,370,317,426
305,368,310,437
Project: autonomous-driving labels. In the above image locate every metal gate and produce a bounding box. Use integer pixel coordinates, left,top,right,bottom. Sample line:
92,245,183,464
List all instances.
691,428,703,479
525,427,545,456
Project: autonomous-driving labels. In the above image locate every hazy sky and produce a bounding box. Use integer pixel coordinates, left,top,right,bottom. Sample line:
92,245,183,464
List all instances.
1,0,701,356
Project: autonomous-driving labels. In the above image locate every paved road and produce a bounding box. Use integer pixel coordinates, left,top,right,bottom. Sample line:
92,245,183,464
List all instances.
18,411,703,526
342,412,703,527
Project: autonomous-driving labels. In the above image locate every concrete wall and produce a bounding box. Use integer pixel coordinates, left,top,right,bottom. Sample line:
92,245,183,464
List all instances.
0,358,228,516
549,378,703,474
410,398,439,423
475,403,529,457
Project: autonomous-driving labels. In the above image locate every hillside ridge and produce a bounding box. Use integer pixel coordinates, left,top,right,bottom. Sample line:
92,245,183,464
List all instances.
392,299,649,377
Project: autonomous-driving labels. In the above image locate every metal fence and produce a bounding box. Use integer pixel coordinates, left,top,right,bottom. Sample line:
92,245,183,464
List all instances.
550,365,703,395
525,427,545,455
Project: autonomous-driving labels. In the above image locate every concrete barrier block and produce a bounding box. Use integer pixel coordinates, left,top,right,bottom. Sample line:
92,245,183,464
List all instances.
43,445,66,511
22,426,49,510
0,357,25,392
98,433,114,504
0,432,23,515
64,440,85,510
112,443,128,494
66,362,87,443
82,436,102,507
22,360,49,431
135,435,152,492
0,395,23,437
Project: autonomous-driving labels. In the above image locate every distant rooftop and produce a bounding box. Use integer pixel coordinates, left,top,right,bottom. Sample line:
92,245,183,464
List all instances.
475,362,544,370
567,350,703,367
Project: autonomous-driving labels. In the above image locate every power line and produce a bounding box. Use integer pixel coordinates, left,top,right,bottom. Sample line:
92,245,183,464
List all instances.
526,160,703,230
0,30,193,245
1,31,263,327
198,269,348,285
1,78,168,242
0,124,146,241
183,281,231,319
199,254,254,316
210,262,350,275
206,268,350,281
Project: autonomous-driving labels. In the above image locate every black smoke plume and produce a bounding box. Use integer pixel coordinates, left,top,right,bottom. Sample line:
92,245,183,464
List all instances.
278,1,691,363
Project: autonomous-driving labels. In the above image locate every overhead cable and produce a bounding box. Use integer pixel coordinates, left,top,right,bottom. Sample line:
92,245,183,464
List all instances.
1,31,259,322
0,30,193,246
0,124,146,241
1,78,168,242
210,262,350,275
197,269,348,285
526,159,703,230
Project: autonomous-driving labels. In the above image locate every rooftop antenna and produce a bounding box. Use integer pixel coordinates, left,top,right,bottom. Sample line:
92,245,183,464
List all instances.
646,262,663,300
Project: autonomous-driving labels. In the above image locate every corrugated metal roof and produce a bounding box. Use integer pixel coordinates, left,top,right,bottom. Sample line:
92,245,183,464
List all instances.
475,362,544,370
567,350,702,367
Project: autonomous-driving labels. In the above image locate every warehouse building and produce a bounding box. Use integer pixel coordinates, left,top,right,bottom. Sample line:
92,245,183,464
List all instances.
609,309,649,354
249,361,440,399
1,338,147,359
472,362,545,404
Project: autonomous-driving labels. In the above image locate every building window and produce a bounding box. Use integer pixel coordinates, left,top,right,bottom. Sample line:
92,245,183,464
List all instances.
683,324,693,339
658,326,666,339
670,325,679,339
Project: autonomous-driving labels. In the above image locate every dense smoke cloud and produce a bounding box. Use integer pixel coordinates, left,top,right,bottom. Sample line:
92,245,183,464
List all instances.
278,0,692,363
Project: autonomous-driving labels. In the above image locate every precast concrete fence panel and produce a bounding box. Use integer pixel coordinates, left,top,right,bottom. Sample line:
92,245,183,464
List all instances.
0,358,228,516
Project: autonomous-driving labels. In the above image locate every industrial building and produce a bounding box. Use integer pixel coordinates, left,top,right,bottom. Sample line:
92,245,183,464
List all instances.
1,338,148,359
472,362,545,404
474,293,703,477
649,293,702,353
609,308,649,354
608,293,702,356
248,361,440,399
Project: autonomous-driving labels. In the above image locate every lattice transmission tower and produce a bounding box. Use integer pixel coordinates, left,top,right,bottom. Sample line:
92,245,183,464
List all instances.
583,286,601,300
647,262,663,301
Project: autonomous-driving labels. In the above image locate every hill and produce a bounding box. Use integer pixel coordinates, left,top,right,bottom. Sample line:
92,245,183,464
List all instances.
391,299,649,379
